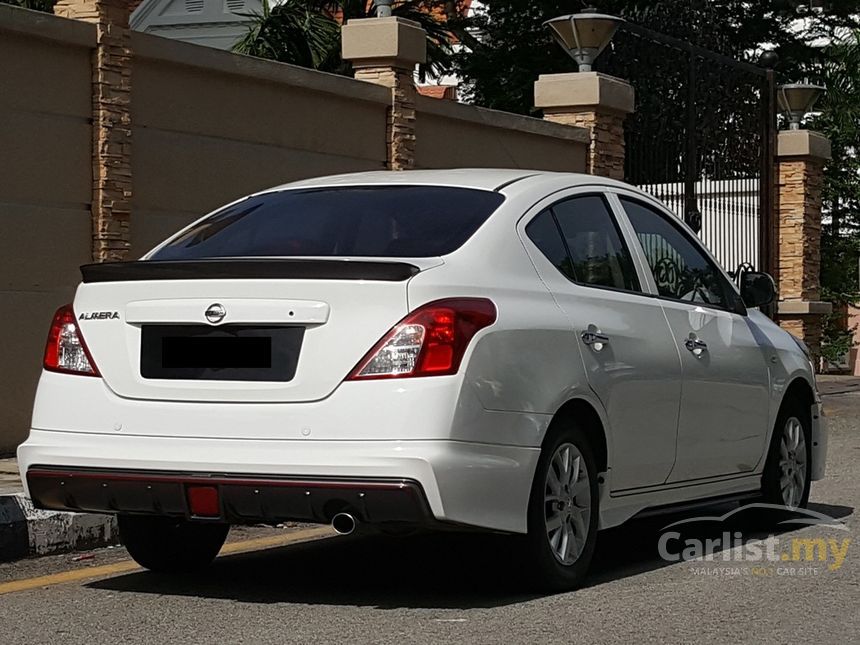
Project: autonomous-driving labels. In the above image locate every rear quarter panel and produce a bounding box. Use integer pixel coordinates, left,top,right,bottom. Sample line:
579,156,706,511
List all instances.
406,191,598,449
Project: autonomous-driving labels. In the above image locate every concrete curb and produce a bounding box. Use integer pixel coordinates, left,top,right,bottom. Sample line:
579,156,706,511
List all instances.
0,494,118,562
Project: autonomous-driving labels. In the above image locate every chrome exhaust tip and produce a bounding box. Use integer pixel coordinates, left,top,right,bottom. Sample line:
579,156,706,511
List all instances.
331,512,357,535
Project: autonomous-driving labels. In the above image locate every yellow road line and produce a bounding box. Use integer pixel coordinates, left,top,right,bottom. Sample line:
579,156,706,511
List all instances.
220,526,334,555
0,526,334,596
0,560,141,595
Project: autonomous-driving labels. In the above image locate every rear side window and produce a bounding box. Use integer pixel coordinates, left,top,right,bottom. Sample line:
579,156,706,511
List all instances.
150,186,505,260
525,210,574,279
527,195,640,292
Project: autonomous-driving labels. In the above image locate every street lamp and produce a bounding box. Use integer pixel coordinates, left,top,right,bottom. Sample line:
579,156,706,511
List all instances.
544,8,624,72
777,81,826,130
374,0,392,18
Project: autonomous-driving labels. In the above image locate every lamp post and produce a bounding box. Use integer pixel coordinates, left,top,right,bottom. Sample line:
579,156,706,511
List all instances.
777,81,825,130
374,0,392,18
544,8,624,72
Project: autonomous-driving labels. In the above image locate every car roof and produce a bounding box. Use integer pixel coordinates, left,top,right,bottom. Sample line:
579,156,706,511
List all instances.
261,169,630,195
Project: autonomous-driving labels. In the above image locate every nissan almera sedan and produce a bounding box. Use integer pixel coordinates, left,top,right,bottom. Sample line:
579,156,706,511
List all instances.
18,169,827,590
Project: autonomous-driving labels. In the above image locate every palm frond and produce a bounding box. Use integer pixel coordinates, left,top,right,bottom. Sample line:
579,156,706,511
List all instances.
233,0,341,70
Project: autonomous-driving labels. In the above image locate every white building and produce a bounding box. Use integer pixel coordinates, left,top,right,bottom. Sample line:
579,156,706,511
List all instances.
131,0,260,50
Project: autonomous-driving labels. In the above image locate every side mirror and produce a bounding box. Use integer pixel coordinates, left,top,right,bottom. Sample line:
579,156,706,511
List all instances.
740,271,776,308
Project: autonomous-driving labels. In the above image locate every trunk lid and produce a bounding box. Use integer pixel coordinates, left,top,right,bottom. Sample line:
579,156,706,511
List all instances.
74,259,438,403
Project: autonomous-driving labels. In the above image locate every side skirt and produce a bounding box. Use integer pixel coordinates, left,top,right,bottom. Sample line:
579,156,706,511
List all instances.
597,471,761,530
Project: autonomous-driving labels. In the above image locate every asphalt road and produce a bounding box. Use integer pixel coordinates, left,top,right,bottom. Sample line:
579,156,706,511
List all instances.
1,390,858,645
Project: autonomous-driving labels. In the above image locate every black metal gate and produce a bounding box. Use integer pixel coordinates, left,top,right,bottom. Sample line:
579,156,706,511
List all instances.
596,22,776,277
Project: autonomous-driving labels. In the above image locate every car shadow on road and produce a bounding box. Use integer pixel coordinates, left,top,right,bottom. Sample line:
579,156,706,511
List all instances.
88,501,853,610
586,501,853,586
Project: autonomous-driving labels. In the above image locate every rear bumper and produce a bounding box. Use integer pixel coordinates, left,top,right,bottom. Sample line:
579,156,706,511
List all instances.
18,429,539,533
26,467,433,526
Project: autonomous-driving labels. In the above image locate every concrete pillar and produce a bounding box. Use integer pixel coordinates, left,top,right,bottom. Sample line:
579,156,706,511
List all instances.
775,129,832,359
342,17,426,170
534,72,634,180
55,0,132,262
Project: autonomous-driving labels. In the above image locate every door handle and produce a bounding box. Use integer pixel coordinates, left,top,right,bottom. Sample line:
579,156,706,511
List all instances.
581,330,610,350
684,334,708,357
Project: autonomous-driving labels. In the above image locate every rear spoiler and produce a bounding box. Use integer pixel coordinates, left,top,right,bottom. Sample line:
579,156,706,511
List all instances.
80,259,421,283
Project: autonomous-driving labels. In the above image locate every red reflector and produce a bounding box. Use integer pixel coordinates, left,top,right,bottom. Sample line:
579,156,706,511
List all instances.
421,343,454,372
187,485,220,517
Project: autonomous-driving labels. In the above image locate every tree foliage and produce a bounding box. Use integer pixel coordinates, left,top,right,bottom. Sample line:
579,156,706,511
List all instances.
234,0,470,80
808,30,860,363
233,0,343,70
455,1,860,115
0,0,56,12
812,30,860,238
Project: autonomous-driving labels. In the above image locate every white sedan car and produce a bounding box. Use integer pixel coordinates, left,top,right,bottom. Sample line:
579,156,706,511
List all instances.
18,170,826,589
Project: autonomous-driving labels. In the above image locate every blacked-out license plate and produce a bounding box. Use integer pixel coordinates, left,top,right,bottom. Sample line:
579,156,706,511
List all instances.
140,325,303,382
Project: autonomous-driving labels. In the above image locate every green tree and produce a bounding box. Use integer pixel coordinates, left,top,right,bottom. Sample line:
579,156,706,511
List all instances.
234,0,470,80
455,1,860,115
0,0,56,12
809,31,860,365
813,31,860,237
233,0,342,70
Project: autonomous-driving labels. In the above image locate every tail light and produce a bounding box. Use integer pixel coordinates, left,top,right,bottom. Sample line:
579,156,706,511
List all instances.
346,298,496,380
43,305,100,377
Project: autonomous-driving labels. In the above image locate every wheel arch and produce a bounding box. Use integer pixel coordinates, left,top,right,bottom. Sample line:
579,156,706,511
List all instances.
759,375,817,507
781,376,815,420
760,375,816,470
545,397,609,475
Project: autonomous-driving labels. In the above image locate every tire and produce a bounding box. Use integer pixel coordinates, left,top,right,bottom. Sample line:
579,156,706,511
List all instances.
760,398,812,510
522,423,600,591
118,515,229,573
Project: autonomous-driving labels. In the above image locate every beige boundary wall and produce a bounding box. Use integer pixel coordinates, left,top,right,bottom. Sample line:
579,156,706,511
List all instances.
414,95,588,171
129,32,392,256
0,7,96,453
0,6,590,452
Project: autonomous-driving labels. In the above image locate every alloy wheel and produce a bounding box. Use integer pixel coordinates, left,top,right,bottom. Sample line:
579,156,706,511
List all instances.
779,416,807,509
544,442,591,565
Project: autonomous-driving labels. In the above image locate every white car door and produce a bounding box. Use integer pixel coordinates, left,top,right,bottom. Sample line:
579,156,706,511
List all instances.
521,191,682,491
614,194,771,482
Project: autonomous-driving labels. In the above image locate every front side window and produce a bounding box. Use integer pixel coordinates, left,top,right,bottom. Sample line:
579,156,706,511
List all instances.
621,198,734,309
526,195,640,292
150,186,505,260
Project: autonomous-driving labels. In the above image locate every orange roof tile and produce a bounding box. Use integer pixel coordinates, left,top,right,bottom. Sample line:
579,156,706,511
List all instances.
417,84,458,100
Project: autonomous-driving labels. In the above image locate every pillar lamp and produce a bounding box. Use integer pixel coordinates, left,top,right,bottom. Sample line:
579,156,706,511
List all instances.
544,8,624,72
777,81,826,130
374,0,393,18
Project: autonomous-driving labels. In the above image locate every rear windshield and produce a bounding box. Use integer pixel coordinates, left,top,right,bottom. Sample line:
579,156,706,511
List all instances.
149,186,505,260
